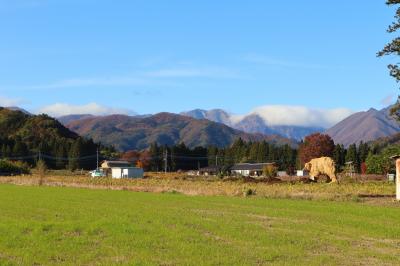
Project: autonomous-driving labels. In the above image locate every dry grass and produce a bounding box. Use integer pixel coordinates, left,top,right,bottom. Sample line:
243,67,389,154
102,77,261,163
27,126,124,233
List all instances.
0,171,396,204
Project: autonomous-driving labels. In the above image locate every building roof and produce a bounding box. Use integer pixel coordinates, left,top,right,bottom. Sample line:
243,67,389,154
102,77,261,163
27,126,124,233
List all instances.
198,166,222,172
101,160,133,168
231,163,275,171
111,167,143,170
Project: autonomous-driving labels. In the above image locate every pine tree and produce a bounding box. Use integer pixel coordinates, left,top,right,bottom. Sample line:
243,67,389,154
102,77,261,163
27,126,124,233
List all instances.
149,142,161,171
346,144,359,173
248,142,259,163
55,144,66,169
257,141,268,163
333,144,346,172
358,141,370,163
68,138,83,171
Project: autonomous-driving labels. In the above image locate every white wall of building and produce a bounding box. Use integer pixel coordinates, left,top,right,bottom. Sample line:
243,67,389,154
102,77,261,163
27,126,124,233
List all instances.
111,167,144,179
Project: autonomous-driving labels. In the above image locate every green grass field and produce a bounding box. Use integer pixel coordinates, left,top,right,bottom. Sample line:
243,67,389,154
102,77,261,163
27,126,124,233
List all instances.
0,184,399,265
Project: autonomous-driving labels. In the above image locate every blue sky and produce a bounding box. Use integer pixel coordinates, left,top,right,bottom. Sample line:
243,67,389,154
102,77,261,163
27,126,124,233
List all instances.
0,0,398,126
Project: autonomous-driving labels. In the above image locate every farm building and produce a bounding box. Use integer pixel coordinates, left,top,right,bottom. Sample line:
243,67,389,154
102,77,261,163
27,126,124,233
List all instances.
231,163,275,177
101,160,133,169
296,170,309,177
197,166,222,176
101,160,133,176
111,167,144,179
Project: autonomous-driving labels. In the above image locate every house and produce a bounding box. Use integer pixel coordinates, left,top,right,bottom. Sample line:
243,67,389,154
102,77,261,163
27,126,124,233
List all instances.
296,170,309,177
101,160,133,169
111,167,144,179
100,160,133,176
231,163,275,177
197,166,222,176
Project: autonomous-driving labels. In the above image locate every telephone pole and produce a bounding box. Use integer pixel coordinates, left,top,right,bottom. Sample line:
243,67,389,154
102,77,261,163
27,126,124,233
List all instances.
215,155,218,175
96,148,99,170
164,149,168,173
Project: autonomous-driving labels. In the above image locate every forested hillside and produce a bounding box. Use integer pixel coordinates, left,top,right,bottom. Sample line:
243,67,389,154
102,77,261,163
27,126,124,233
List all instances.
0,107,104,170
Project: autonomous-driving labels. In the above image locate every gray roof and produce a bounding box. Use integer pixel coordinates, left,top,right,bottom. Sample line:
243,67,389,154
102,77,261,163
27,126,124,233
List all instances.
198,166,222,172
231,163,274,171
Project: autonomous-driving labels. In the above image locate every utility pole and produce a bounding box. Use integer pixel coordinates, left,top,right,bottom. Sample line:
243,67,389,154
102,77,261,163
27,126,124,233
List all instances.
215,155,218,175
164,149,168,173
96,148,99,170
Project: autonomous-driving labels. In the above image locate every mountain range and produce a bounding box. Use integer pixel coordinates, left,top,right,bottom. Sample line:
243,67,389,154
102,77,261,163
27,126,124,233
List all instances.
6,102,399,150
180,109,325,140
63,112,294,151
58,105,400,149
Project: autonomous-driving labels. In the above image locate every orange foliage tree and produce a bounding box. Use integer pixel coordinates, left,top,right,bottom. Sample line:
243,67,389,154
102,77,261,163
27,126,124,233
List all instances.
120,150,140,163
298,133,335,166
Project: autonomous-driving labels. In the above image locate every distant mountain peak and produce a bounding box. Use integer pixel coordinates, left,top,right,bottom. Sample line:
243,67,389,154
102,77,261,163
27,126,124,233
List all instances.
326,105,400,147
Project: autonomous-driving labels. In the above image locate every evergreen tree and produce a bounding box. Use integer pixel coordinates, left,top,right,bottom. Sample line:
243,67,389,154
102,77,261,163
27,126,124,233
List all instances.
55,144,66,169
248,142,259,163
346,144,359,173
358,141,370,163
149,142,161,171
333,144,346,172
68,138,83,171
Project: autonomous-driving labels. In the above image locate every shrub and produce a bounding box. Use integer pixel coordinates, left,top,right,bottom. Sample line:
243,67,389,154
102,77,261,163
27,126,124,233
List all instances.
263,165,277,179
36,160,47,175
0,160,30,175
243,187,256,197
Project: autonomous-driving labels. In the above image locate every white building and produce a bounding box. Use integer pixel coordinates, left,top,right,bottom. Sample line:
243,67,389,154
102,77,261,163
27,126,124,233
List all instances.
111,167,144,179
231,163,275,177
296,170,309,177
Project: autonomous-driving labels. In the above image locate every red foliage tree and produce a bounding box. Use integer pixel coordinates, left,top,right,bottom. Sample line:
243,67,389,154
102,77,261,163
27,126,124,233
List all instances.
299,133,335,166
138,150,151,170
120,150,140,163
360,162,367,175
121,150,151,170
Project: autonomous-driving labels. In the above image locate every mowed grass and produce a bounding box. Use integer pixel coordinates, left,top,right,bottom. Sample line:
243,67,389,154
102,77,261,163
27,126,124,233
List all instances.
0,185,399,265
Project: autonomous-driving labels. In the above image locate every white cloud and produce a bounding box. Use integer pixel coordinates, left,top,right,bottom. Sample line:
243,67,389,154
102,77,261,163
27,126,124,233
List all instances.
243,54,328,70
0,96,24,107
37,103,135,117
24,66,240,90
29,76,148,89
234,105,354,128
146,67,240,79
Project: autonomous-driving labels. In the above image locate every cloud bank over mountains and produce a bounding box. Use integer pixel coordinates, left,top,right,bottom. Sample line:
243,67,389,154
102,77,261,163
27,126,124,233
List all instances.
185,105,354,129
243,105,354,128
180,106,354,140
37,103,135,117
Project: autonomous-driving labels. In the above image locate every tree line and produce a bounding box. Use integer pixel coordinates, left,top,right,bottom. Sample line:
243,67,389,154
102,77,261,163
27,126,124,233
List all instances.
2,120,399,175
124,133,398,175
